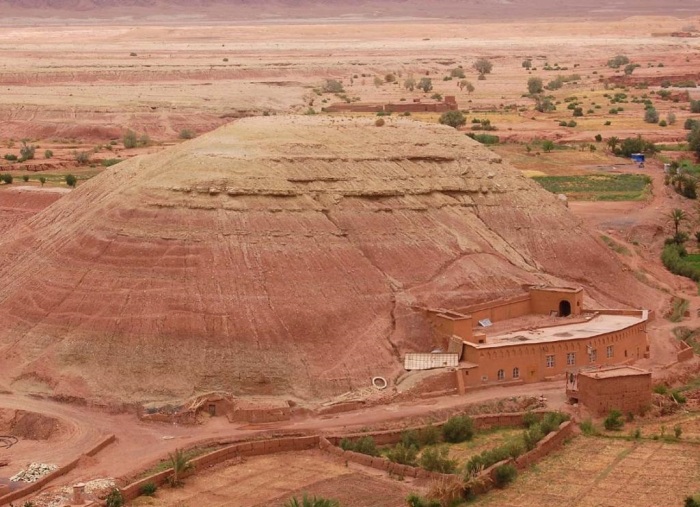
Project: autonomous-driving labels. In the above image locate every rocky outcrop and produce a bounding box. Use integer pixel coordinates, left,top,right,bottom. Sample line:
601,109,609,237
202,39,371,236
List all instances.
0,116,657,403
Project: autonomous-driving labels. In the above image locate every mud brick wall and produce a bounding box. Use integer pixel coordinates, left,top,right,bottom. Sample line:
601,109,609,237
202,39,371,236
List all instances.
578,373,651,416
677,341,695,362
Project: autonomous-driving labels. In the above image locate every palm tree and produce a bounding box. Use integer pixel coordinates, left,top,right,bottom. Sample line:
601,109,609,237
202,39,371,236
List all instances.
607,136,620,153
168,448,193,487
284,494,340,507
668,208,688,236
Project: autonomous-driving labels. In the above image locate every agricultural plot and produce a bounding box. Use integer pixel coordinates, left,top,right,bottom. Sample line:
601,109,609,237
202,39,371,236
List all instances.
533,174,651,201
129,450,412,507
446,427,525,468
472,435,700,507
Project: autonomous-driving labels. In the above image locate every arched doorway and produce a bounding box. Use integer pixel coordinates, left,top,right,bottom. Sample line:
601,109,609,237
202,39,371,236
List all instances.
559,300,572,317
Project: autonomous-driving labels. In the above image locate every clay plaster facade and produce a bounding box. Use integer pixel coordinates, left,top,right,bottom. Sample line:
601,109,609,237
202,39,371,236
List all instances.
566,366,652,415
425,286,649,392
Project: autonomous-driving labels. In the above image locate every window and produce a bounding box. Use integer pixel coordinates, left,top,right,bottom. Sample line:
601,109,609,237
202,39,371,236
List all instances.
546,355,555,368
589,348,597,363
607,345,614,358
566,352,575,366
513,367,520,379
497,369,505,380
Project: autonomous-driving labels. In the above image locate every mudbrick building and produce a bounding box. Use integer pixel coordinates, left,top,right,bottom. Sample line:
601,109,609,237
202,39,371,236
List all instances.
565,365,652,415
423,286,650,393
324,96,458,114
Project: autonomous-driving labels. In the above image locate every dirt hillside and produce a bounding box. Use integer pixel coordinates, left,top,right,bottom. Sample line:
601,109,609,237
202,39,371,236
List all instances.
0,116,659,403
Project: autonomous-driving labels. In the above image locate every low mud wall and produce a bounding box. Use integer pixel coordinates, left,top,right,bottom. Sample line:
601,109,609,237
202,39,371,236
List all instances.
678,341,695,362
0,434,116,506
120,435,320,502
326,411,535,447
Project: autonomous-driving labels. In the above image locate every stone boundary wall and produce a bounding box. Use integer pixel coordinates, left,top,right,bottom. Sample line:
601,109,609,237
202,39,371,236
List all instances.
120,436,320,502
0,434,116,507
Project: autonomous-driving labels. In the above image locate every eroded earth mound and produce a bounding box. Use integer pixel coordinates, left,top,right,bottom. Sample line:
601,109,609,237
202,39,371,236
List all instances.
0,116,657,403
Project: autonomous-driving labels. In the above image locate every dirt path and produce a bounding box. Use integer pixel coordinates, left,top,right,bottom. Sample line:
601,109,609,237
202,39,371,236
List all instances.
0,381,566,491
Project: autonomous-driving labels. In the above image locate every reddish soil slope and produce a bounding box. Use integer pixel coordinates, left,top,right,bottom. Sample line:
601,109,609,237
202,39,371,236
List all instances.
0,117,658,403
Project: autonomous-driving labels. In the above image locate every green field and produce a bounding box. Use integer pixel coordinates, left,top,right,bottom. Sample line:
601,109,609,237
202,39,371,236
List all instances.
532,173,651,201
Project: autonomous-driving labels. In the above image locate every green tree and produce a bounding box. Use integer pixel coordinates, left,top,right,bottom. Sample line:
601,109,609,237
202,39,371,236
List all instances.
607,136,620,152
74,151,91,165
39,176,46,186
522,59,532,69
65,174,77,188
417,77,433,93
527,77,543,94
105,488,124,507
19,141,36,162
688,125,700,158
465,81,475,94
168,448,193,487
403,77,416,91
473,58,493,77
322,79,344,93
438,110,466,128
668,208,688,236
44,149,53,159
607,55,630,68
535,96,556,112
542,140,555,152
450,67,465,78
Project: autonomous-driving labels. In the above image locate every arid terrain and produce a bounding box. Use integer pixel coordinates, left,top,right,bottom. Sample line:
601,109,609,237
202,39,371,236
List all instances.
0,1,700,506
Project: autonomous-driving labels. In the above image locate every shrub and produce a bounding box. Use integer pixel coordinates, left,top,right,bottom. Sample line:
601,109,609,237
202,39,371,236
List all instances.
426,477,463,507
385,73,396,83
123,130,138,149
572,107,583,117
1,173,13,184
644,107,660,124
523,411,539,428
473,58,493,76
595,134,603,142
406,493,440,507
419,424,441,446
19,141,36,161
4,154,17,161
44,149,53,159
527,77,543,94
65,174,77,188
442,415,474,443
653,384,668,395
607,55,630,68
691,100,700,113
339,436,379,456
580,419,598,436
375,118,385,127
468,133,499,145
540,412,569,434
522,59,532,69
322,79,344,93
179,129,195,139
400,430,421,449
493,464,517,488
542,140,555,152
403,77,416,91
439,110,466,128
105,488,124,507
465,440,524,477
74,151,91,165
39,176,46,186
668,112,677,125
604,409,624,431
385,443,418,466
22,174,29,182
102,159,122,167
660,120,668,127
139,482,157,496
684,119,699,130
450,67,465,79
671,389,687,404
523,424,545,451
674,424,682,439
420,446,456,474
567,120,577,127
417,77,433,93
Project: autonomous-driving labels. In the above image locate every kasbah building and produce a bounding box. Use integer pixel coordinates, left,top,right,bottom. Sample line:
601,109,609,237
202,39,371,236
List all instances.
425,285,650,394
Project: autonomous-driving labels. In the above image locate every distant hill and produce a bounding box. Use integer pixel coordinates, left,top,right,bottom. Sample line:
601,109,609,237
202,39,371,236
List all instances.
0,0,694,23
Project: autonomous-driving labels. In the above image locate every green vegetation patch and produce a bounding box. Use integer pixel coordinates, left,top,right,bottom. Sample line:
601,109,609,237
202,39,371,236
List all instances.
532,174,651,201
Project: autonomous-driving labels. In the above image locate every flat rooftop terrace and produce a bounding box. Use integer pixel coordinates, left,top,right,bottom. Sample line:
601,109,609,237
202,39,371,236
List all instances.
580,366,650,379
474,312,646,349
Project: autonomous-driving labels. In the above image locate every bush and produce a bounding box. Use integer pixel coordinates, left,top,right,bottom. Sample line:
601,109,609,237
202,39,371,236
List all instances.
580,419,598,436
540,412,569,434
375,118,385,127
74,151,91,165
19,141,36,161
523,424,545,451
385,443,418,466
420,446,456,474
567,120,577,127
604,409,624,431
522,59,532,69
1,173,13,184
102,159,122,167
4,154,17,161
39,176,46,186
44,149,53,159
671,389,687,404
123,130,138,149
406,493,440,507
179,129,195,139
439,110,466,128
684,118,699,130
400,430,421,449
339,436,379,456
653,384,669,395
22,174,29,182
451,67,465,78
105,488,124,507
468,133,499,145
322,79,344,93
674,424,682,439
644,107,660,124
140,482,157,496
595,134,603,142
607,55,630,68
660,120,668,127
465,440,524,477
691,100,700,113
493,464,517,488
285,494,339,507
527,77,543,94
65,174,77,188
442,415,474,443
473,58,493,76
417,77,433,93
419,424,441,446
662,243,700,282
522,411,539,428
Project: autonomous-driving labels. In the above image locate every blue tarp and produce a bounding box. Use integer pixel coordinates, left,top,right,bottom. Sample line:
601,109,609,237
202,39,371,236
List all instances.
631,153,645,163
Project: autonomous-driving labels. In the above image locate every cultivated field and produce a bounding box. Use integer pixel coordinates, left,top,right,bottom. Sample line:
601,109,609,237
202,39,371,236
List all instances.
473,433,700,507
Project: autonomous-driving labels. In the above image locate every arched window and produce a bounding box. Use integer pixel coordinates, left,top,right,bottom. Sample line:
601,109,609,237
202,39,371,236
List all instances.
497,369,505,380
512,367,520,379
